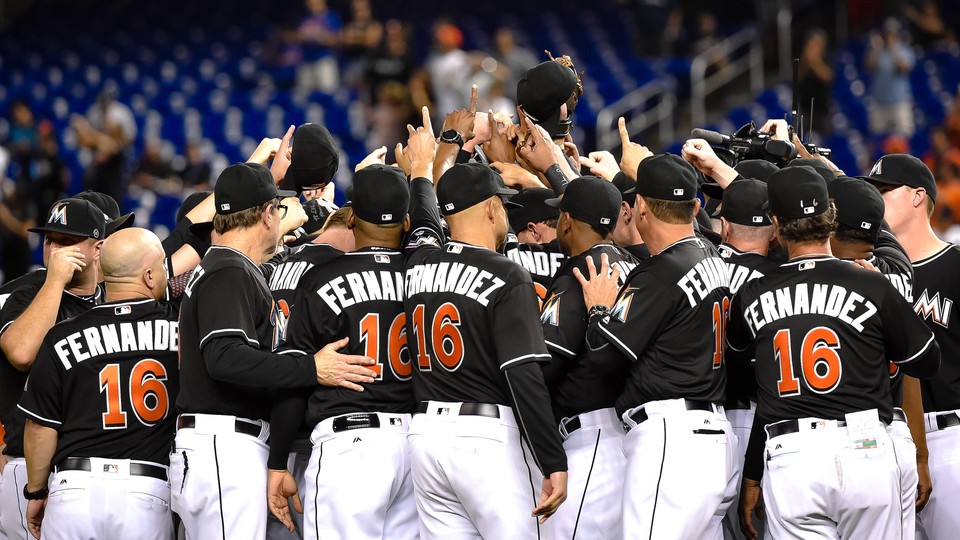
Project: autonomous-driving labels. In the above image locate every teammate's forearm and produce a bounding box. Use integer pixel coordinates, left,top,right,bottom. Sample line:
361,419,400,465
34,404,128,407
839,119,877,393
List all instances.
203,337,316,389
899,339,941,379
901,376,929,461
23,420,56,492
504,363,567,476
406,177,445,247
267,391,309,470
1,282,64,371
433,143,459,184
742,413,767,482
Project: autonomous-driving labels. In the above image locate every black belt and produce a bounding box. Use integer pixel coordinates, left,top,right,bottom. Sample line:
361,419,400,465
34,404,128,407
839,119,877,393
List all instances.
767,409,907,440
723,397,752,410
629,400,718,425
415,402,500,418
562,417,582,435
936,412,960,430
57,458,167,481
177,414,264,439
332,413,381,432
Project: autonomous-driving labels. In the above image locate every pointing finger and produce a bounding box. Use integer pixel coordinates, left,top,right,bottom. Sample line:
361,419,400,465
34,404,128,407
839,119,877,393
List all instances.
421,106,434,137
618,117,630,148
468,84,479,114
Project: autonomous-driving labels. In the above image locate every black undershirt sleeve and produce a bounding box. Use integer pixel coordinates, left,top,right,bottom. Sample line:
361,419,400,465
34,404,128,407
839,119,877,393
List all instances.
543,164,568,195
202,337,316,389
267,390,311,469
742,412,768,481
503,362,567,476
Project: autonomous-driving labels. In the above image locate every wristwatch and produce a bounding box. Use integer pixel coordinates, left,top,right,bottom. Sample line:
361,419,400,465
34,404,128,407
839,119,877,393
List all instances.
440,129,464,147
23,485,48,500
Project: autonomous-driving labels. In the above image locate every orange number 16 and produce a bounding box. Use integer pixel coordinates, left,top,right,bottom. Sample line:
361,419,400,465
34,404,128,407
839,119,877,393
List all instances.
99,359,170,430
773,327,843,397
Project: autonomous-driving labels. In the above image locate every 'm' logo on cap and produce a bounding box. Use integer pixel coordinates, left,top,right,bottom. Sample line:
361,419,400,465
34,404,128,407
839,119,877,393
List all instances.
870,159,882,175
673,188,684,196
600,217,611,225
49,203,67,225
444,203,455,211
861,221,872,230
220,203,231,211
381,213,393,221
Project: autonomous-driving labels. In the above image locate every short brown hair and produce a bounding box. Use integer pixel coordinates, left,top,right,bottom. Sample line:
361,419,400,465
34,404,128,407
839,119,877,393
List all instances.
213,201,272,235
322,207,352,231
641,196,697,224
776,203,838,244
926,196,935,218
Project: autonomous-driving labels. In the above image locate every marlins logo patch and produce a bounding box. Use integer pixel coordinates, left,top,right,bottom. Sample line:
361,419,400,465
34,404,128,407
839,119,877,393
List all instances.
540,293,562,326
49,202,68,225
611,287,637,322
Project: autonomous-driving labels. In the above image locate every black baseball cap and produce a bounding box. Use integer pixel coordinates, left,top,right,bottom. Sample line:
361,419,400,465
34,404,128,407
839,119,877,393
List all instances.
765,165,829,219
545,176,621,229
283,123,340,192
75,190,135,235
214,162,296,215
701,159,780,200
508,188,560,232
176,191,212,225
517,61,578,139
717,178,771,226
786,157,837,185
351,164,410,225
612,171,637,206
437,163,519,216
830,176,884,241
627,154,699,201
866,153,937,202
29,198,106,240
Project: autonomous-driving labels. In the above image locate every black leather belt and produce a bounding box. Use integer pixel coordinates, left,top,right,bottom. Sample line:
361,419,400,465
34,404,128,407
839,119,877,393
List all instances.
629,400,718,425
723,398,752,410
562,417,582,435
766,409,907,440
177,414,264,439
936,412,960,430
415,402,500,418
332,413,381,432
892,408,907,423
57,458,167,481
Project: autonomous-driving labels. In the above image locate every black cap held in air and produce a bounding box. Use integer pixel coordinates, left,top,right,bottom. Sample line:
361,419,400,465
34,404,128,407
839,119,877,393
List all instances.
214,163,296,215
545,176,621,229
765,165,829,219
283,123,340,192
627,154,699,201
437,163,519,216
516,61,578,139
351,164,410,225
717,178,771,227
866,153,937,202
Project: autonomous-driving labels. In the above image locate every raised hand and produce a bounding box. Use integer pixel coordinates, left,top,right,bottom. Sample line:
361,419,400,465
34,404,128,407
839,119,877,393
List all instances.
442,84,479,142
270,125,296,185
490,162,547,190
355,146,388,172
618,117,653,181
579,151,621,180
482,109,517,164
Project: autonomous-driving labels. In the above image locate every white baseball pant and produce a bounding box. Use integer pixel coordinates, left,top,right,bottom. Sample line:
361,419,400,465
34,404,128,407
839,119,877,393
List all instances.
722,401,764,540
546,408,624,540
169,414,271,540
761,415,916,539
0,458,28,540
917,410,960,539
38,458,172,540
302,412,416,540
408,401,542,540
621,399,739,540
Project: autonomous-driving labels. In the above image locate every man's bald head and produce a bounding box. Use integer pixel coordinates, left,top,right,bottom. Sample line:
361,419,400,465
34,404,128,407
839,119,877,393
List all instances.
100,228,167,299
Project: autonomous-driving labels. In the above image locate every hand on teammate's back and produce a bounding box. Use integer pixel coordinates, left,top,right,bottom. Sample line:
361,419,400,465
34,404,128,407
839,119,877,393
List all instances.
313,337,377,392
267,469,303,533
532,471,568,524
572,253,622,311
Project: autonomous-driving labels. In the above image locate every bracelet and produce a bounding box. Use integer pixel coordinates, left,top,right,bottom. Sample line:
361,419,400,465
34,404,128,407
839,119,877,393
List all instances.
23,484,48,500
587,305,610,319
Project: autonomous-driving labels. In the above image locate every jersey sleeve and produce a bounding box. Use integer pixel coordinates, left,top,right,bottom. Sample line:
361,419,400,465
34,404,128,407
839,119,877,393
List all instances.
593,273,672,361
405,177,445,251
880,286,940,378
726,290,755,355
195,267,263,350
493,282,552,370
17,341,64,429
540,273,587,360
0,284,38,339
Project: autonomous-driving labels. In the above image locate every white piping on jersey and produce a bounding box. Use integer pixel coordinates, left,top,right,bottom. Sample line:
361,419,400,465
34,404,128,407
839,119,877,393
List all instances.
208,245,259,270
726,337,748,353
91,298,156,310
18,404,61,426
895,332,936,365
598,324,638,361
500,353,552,371
199,328,260,349
544,340,576,358
720,243,764,257
0,320,13,338
343,250,402,255
779,255,835,267
912,244,956,267
278,349,308,355
63,287,102,302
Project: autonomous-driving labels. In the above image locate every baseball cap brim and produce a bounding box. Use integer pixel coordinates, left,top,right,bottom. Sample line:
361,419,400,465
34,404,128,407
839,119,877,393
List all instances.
106,212,136,235
701,183,724,200
276,189,298,198
27,225,99,238
497,187,521,208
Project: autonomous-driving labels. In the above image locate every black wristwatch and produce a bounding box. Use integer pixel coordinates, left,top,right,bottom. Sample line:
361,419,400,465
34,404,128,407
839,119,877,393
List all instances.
440,129,464,147
23,485,48,500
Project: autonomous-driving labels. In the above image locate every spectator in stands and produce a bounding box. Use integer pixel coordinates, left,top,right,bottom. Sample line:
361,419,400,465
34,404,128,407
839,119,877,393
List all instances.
340,0,382,87
629,0,682,57
29,121,68,225
946,93,960,147
133,140,178,194
179,142,212,190
72,89,137,205
366,81,415,156
0,185,34,284
865,18,916,137
691,11,729,73
7,100,38,183
293,0,342,94
420,21,470,127
366,20,414,105
902,0,953,49
494,27,538,102
797,28,834,136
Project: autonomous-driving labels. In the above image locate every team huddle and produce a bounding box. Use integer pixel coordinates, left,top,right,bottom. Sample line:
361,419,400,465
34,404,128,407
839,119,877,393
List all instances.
0,56,958,540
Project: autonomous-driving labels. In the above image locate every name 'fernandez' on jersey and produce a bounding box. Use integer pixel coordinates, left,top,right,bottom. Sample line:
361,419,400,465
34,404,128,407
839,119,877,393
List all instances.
912,243,960,411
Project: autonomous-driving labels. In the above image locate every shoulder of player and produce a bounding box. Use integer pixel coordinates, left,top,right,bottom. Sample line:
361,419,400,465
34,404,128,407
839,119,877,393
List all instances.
288,243,344,265
913,242,960,268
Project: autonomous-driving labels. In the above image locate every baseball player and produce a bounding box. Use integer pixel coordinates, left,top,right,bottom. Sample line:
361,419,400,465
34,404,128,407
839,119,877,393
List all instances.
866,153,960,538
729,166,941,539
703,178,779,540
575,153,739,539
0,199,106,540
171,162,376,540
503,188,567,301
20,228,178,540
610,172,650,260
538,176,637,539
404,162,567,539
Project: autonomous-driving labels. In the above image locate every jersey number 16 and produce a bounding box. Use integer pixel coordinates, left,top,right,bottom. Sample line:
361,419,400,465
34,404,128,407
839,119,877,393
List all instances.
99,359,170,429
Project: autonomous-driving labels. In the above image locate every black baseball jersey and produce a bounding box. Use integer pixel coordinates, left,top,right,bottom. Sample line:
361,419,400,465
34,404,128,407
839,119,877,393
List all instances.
18,299,180,465
282,248,415,424
727,256,940,425
503,238,567,302
541,243,638,420
0,282,103,456
267,242,344,347
911,243,960,411
0,269,47,309
623,244,650,261
587,237,730,415
177,245,315,421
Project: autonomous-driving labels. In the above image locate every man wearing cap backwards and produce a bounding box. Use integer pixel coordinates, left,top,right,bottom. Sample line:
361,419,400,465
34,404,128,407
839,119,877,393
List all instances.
503,188,568,302
403,161,567,539
728,166,940,540
20,228,178,540
171,162,377,540
866,153,960,539
574,153,738,539
537,176,637,539
706,178,780,540
265,121,438,537
0,198,106,540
